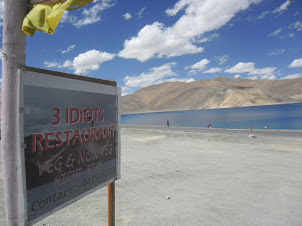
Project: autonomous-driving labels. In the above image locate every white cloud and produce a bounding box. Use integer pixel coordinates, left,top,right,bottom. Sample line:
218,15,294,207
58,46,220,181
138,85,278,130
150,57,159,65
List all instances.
289,21,302,32
272,0,291,14
165,0,189,16
138,8,145,18
119,0,262,62
73,50,115,74
198,33,220,43
247,76,258,80
225,62,255,73
123,13,132,20
158,77,195,84
44,49,115,74
268,28,282,37
187,59,210,71
279,32,295,39
225,62,277,79
188,70,197,75
289,58,302,68
234,74,241,78
61,11,69,23
122,66,194,95
67,0,116,28
61,44,75,54
258,11,270,19
62,60,73,69
119,22,204,62
214,55,229,65
280,73,302,80
268,48,285,56
124,62,177,88
203,67,222,74
44,62,61,68
259,75,276,80
74,5,102,27
249,67,277,77
121,86,131,96
267,26,297,39
60,11,78,25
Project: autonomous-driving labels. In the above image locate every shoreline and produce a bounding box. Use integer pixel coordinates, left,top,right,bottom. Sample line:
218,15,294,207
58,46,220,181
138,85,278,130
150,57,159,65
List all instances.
121,124,302,134
122,101,302,115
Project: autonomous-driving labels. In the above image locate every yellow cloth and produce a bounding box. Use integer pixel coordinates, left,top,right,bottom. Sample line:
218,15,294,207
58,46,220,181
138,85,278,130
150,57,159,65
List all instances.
22,0,93,36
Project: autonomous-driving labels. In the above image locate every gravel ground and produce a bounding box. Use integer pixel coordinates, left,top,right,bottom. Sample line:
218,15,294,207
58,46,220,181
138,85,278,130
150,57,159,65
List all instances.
1,126,302,225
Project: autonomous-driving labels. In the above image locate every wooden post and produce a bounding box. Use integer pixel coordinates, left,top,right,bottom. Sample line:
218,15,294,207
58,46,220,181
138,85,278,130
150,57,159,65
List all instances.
1,0,27,225
108,181,115,226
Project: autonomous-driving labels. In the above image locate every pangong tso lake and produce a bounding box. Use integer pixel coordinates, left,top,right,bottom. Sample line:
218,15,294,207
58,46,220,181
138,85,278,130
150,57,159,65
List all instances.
121,103,302,130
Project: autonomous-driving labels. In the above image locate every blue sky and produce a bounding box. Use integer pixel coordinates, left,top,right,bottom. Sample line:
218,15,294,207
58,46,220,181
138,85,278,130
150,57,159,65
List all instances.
0,0,302,95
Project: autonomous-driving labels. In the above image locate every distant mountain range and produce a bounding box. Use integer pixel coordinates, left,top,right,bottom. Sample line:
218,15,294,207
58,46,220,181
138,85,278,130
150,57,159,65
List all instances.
1,78,301,116
122,76,302,114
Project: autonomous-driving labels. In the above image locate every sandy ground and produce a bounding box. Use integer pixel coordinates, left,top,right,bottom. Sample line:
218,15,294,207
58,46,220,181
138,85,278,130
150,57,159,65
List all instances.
1,126,302,226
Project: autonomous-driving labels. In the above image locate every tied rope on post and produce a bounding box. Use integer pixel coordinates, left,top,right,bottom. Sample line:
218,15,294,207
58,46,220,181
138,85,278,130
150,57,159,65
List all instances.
22,0,93,36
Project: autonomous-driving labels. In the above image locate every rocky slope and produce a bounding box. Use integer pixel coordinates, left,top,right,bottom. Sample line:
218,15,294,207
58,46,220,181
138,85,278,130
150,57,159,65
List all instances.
122,76,302,114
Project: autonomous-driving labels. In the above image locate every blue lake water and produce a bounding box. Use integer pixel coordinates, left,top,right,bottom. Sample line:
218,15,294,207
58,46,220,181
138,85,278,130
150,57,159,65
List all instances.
121,103,302,130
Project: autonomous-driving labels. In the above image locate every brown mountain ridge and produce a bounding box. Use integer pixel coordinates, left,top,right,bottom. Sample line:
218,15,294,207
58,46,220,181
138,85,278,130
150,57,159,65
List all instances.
122,76,302,114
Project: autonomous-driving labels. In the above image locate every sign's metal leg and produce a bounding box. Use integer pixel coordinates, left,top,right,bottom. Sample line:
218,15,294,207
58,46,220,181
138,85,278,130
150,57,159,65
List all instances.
108,181,115,226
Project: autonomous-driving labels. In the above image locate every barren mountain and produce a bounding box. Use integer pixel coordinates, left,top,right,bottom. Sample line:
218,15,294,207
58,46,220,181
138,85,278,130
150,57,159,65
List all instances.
122,76,302,114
